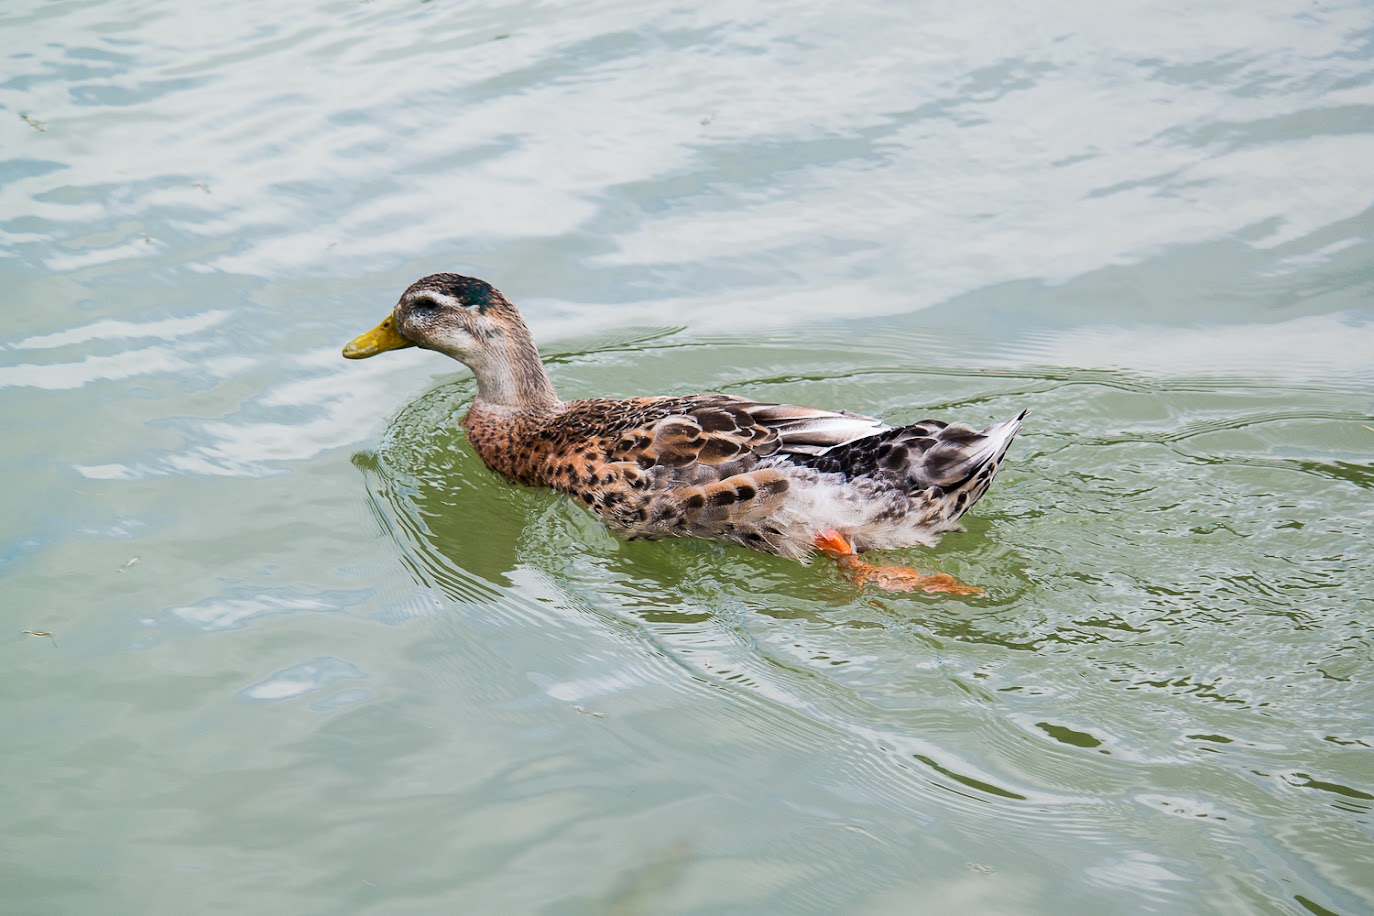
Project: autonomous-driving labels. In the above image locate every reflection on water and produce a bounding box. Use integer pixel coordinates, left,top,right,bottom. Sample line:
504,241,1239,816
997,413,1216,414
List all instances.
3,0,1373,912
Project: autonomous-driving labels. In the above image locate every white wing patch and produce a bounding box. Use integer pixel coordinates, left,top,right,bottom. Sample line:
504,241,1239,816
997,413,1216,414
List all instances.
744,403,890,456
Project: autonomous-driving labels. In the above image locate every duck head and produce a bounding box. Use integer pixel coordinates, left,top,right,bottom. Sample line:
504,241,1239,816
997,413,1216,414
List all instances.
343,273,558,410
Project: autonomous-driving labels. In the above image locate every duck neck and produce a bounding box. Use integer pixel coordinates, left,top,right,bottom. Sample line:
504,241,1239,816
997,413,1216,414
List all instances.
469,332,560,414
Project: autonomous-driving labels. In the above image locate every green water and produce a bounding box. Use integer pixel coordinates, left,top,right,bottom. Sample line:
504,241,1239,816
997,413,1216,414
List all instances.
3,1,1372,913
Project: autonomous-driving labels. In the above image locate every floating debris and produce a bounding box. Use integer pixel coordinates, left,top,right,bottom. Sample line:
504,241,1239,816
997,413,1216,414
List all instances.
20,113,46,132
22,630,57,646
117,557,140,573
573,705,605,719
968,862,995,874
194,182,212,194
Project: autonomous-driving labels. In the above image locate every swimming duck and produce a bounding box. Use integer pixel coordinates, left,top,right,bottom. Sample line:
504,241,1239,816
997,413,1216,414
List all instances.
344,274,1025,594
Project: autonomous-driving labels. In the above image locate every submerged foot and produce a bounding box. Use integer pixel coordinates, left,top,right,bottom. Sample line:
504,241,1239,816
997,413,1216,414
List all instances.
812,530,984,596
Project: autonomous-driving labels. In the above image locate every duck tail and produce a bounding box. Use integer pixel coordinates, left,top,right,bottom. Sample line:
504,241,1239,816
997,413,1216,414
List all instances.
920,409,1026,520
784,409,1027,516
909,410,1018,485
973,410,1026,471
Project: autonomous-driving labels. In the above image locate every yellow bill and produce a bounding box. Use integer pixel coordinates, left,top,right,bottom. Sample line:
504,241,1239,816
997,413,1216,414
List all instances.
343,314,415,359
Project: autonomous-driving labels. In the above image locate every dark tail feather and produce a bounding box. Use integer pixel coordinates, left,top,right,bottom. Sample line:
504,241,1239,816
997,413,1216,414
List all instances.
913,410,1025,491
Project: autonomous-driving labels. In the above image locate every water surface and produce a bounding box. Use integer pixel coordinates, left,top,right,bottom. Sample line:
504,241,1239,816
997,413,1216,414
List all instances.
3,1,1372,913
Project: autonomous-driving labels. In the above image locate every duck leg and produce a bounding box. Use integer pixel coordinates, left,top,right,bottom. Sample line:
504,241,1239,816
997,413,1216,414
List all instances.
812,530,984,596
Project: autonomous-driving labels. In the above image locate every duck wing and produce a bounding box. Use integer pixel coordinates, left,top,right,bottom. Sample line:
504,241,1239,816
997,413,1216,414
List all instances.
600,397,891,469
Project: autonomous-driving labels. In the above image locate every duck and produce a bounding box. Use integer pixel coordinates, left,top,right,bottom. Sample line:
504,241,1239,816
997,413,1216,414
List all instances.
344,273,1025,594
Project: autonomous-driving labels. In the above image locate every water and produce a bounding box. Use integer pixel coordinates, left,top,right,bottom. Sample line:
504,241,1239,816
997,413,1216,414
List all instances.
3,0,1372,913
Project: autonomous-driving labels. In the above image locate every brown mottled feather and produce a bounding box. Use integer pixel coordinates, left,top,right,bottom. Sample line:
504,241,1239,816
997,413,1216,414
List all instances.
462,395,798,543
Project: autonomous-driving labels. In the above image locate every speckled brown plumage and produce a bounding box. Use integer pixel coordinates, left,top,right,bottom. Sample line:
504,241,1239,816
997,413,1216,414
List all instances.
463,395,801,550
344,273,1026,563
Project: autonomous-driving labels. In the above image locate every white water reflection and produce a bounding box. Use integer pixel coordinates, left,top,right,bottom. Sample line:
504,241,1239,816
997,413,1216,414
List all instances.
71,354,416,478
0,346,191,390
1002,312,1374,384
241,656,367,701
11,311,228,350
168,587,365,630
5,0,1370,307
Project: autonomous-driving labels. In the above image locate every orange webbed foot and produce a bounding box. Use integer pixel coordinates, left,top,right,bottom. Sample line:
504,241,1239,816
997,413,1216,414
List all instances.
811,530,984,596
813,529,859,560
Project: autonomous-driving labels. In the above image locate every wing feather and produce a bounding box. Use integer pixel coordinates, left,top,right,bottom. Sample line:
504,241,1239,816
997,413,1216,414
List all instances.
626,399,891,468
741,402,890,456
